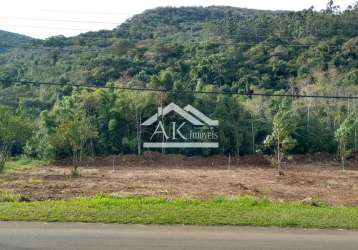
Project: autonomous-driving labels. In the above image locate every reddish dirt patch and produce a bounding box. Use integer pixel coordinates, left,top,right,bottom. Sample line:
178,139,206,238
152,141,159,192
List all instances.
2,154,358,206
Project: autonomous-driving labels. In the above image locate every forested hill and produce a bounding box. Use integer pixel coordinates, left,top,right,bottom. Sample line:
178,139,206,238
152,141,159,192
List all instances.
0,3,358,158
0,30,32,53
1,4,358,99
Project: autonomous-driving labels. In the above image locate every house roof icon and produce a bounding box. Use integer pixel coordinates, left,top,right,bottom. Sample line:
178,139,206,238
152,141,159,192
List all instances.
141,102,219,126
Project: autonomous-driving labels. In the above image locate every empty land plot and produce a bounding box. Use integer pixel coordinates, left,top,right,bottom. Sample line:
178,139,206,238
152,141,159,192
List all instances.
1,154,358,206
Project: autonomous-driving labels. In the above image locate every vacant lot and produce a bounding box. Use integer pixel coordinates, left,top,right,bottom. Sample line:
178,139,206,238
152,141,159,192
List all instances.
1,154,358,206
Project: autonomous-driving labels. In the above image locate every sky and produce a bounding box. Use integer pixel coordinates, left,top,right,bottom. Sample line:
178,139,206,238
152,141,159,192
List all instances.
0,0,355,39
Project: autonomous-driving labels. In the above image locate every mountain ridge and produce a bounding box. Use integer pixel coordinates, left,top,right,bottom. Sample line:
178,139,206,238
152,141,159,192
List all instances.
0,4,357,107
0,30,33,52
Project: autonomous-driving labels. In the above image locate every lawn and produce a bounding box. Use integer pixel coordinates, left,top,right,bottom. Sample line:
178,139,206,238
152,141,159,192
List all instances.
1,195,358,229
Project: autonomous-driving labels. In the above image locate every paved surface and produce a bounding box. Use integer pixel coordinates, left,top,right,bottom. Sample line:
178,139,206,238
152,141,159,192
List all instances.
1,222,358,250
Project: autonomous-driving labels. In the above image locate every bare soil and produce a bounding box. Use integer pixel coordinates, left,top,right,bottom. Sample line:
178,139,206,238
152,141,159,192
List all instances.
2,153,358,206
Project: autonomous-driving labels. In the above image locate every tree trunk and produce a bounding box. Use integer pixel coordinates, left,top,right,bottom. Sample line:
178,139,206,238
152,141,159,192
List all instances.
277,138,281,172
307,104,310,130
355,127,357,153
276,137,285,176
342,142,346,172
72,149,79,174
354,98,357,153
251,117,255,154
136,111,142,156
139,114,142,155
0,145,9,172
160,92,165,154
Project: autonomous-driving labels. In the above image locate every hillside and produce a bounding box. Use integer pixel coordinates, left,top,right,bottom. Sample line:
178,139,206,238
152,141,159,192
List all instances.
0,30,32,53
1,6,357,98
0,4,358,158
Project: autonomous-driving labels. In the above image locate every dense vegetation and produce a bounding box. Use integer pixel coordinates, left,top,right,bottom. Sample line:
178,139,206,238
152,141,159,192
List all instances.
0,1,357,165
0,30,32,53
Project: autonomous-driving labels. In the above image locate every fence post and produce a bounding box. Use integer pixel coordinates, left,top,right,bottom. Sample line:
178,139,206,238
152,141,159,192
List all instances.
112,155,115,172
228,153,231,170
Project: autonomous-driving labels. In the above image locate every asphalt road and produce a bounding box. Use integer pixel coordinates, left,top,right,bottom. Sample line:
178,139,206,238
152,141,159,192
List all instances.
1,222,358,250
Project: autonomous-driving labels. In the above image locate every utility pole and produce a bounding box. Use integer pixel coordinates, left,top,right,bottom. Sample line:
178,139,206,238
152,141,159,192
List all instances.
228,153,231,170
160,91,165,154
139,113,142,155
354,97,357,152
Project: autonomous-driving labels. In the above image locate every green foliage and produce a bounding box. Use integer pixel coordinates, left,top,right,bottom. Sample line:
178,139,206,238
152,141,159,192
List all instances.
0,30,32,53
264,102,297,169
0,4,357,159
3,157,47,173
0,106,32,171
0,192,22,202
335,112,358,170
50,108,98,171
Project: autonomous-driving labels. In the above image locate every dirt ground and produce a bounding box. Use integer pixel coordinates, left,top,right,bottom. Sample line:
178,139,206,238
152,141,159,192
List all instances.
1,153,358,206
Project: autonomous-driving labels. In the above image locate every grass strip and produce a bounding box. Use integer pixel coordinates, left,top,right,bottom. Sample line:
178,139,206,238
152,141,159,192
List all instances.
1,196,358,229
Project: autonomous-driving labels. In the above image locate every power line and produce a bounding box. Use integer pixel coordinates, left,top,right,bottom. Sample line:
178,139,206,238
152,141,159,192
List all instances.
0,16,353,36
34,9,136,16
0,44,117,53
2,40,354,54
0,25,351,45
1,40,354,55
5,7,354,17
0,22,353,48
5,8,136,16
0,24,92,31
0,16,122,25
1,8,283,17
0,25,353,46
0,15,353,39
0,16,354,47
0,44,113,53
1,78,357,100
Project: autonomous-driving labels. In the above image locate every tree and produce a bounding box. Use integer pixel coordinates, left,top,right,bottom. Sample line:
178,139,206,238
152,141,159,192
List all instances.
1,6,358,158
0,106,32,172
51,108,98,175
264,104,297,174
335,112,357,171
